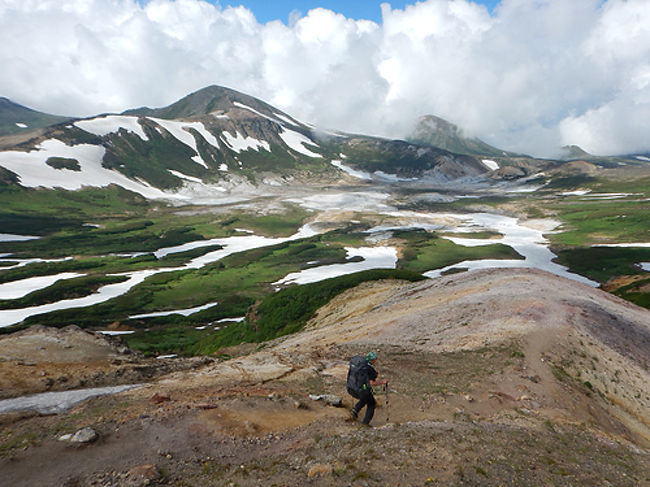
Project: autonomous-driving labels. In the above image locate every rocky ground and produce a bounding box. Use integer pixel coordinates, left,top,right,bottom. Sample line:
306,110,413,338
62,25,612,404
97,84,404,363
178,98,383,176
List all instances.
1,268,649,486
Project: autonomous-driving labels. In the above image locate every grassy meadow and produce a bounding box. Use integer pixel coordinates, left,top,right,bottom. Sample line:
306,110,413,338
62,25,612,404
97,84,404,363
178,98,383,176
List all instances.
1,163,649,355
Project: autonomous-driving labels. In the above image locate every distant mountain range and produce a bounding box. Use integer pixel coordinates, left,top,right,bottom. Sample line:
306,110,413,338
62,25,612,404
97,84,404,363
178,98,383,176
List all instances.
0,86,648,200
0,86,493,199
0,97,71,136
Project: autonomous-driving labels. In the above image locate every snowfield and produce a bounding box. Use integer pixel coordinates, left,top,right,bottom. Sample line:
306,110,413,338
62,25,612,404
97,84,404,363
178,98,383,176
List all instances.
168,170,203,183
147,117,220,168
0,139,172,199
274,246,397,286
481,159,499,171
0,273,84,300
221,130,271,153
129,301,219,319
0,385,143,415
279,128,322,158
331,160,372,180
74,115,149,141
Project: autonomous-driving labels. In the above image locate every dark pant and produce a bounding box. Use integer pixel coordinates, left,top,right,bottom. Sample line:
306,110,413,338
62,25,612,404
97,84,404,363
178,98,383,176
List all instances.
353,390,376,425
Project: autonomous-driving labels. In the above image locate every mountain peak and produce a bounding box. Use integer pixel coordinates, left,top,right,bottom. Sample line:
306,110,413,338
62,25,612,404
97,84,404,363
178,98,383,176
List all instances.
409,114,514,158
560,144,592,160
123,85,285,121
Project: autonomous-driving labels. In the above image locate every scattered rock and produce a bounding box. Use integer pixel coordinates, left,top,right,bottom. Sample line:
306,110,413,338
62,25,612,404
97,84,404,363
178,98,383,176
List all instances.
150,393,170,404
307,463,333,478
308,394,343,407
64,427,98,444
293,399,308,409
125,464,160,487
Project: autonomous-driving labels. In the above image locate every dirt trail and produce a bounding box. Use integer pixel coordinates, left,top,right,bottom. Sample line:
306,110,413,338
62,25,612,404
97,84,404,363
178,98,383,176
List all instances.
1,268,649,486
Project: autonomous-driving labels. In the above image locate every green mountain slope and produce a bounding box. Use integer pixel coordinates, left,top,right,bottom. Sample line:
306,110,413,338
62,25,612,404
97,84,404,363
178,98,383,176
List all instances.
0,97,70,136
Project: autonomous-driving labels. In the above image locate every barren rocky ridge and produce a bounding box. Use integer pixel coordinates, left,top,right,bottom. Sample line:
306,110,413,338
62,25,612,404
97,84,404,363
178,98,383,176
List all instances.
1,267,649,486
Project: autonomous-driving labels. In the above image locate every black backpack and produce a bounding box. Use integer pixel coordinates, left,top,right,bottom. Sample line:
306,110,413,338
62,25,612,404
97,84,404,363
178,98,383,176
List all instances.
346,355,369,398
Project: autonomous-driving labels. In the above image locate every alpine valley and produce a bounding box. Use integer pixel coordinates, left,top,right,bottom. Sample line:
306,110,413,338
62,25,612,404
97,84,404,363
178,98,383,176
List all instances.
1,86,649,486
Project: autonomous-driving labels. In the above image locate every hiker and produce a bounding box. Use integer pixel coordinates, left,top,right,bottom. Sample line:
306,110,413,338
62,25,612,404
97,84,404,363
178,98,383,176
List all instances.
346,351,388,426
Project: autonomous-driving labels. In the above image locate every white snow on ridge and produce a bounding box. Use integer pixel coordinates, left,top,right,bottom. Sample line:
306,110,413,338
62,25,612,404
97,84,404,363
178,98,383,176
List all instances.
331,160,372,180
481,159,500,171
75,115,149,141
0,139,172,199
0,273,85,300
640,263,650,271
148,118,220,169
274,112,299,126
635,156,650,162
15,123,28,128
233,102,283,125
221,130,270,153
279,128,322,158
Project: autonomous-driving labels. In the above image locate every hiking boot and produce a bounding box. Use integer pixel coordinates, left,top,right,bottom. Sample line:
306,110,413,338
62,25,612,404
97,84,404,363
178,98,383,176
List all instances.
349,408,358,420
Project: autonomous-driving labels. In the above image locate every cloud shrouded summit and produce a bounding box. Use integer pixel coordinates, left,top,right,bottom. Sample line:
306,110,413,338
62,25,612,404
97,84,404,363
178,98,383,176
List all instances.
1,0,649,157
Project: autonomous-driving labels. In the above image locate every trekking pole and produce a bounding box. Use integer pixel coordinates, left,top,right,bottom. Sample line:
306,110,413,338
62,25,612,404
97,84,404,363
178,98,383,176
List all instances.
384,382,389,423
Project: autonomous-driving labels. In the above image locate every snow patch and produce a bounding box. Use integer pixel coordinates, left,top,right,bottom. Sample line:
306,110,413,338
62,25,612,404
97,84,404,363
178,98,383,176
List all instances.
374,171,418,182
561,190,591,196
274,112,298,126
580,193,635,199
148,118,220,168
593,243,650,248
0,385,143,415
129,301,219,319
278,128,322,158
0,273,84,300
640,262,650,271
0,139,173,199
286,191,392,212
274,247,397,286
421,213,598,286
168,170,203,183
216,316,245,323
15,122,28,128
635,156,650,162
331,160,372,180
233,102,282,125
481,159,499,171
75,115,148,141
0,233,39,242
221,130,270,153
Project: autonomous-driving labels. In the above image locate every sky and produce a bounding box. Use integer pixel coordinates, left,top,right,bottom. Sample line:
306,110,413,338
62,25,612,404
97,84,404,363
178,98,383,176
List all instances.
214,1,500,24
1,0,649,157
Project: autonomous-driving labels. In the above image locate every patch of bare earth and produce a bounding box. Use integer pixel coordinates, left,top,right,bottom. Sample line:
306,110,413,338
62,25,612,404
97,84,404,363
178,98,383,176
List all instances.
1,268,649,486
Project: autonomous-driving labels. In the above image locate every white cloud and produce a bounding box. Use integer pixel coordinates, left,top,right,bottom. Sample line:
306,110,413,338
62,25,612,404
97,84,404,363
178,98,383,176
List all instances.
0,0,649,156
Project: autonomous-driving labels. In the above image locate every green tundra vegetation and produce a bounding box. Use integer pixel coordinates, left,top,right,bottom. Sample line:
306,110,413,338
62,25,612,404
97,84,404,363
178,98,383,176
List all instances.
1,164,648,354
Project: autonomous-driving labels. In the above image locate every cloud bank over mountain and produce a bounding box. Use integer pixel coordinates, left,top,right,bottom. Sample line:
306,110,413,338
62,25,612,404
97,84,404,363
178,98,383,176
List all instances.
1,0,649,157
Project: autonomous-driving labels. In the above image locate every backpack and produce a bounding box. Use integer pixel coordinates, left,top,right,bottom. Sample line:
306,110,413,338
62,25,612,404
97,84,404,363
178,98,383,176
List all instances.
346,355,370,398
